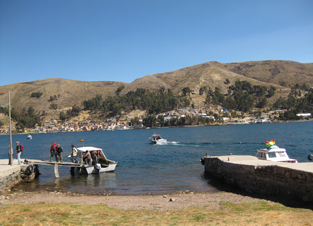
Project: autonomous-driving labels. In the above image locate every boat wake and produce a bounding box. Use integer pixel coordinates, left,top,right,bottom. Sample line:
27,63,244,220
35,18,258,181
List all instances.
155,141,180,145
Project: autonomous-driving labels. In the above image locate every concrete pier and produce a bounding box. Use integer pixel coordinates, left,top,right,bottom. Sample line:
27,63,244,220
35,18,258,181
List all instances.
201,155,313,202
0,158,80,194
0,159,22,194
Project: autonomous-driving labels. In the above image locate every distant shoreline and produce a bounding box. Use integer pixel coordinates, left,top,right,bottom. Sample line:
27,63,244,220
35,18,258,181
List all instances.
0,118,312,136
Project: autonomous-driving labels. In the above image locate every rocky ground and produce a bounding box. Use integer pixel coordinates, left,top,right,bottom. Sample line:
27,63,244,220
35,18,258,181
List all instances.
0,190,278,211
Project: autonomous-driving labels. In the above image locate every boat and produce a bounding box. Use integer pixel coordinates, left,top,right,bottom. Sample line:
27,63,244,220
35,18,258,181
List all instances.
256,140,298,163
148,133,167,144
26,134,32,139
68,146,117,174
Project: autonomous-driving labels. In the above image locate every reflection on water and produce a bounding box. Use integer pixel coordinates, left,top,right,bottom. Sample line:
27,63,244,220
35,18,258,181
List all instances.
1,121,313,195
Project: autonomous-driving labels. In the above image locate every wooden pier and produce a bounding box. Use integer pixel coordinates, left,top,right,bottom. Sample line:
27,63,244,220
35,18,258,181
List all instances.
26,159,81,178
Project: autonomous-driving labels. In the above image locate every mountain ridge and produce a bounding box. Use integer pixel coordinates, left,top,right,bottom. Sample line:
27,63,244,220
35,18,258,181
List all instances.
1,60,312,117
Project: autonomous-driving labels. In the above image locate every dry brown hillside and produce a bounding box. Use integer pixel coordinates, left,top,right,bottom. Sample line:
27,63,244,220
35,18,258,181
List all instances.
0,79,126,113
215,60,313,86
0,60,312,118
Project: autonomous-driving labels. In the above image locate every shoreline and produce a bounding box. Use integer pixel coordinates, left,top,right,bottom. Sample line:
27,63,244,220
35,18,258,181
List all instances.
0,189,276,210
0,118,312,135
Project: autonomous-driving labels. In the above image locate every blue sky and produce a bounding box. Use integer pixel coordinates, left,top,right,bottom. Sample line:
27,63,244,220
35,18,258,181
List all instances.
0,0,312,86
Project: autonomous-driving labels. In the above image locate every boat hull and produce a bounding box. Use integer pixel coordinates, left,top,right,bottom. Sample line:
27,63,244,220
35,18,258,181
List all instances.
84,162,117,174
151,139,167,144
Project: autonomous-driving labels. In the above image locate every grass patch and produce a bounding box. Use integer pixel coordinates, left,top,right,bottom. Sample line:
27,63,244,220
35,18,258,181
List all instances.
0,201,312,225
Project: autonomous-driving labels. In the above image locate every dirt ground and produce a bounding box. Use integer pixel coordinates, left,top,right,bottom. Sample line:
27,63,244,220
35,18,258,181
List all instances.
0,190,279,211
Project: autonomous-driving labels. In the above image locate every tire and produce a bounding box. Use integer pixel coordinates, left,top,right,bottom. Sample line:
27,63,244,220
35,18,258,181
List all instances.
25,165,34,175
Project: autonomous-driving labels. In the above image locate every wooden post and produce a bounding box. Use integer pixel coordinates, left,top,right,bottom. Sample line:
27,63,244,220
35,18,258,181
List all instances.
54,163,59,178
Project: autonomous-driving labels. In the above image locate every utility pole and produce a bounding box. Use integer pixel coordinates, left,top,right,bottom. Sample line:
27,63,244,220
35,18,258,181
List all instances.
9,91,13,166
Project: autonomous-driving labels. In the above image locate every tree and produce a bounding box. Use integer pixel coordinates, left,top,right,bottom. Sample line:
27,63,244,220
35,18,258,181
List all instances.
31,92,43,98
182,87,191,96
143,115,157,127
199,86,207,95
59,112,67,121
257,97,268,108
115,86,125,96
49,104,57,109
27,106,35,117
267,86,276,98
287,95,296,109
159,86,165,95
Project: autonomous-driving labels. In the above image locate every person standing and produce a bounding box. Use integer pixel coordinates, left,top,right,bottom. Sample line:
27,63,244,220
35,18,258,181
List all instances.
50,142,58,162
71,144,78,163
83,150,92,165
57,144,63,162
15,141,22,165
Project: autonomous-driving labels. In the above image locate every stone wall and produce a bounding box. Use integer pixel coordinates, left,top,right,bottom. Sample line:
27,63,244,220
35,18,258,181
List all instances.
0,169,22,195
0,164,39,195
203,157,313,202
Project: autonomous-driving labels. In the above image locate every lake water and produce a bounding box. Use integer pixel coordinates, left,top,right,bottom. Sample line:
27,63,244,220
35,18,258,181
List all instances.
1,121,313,195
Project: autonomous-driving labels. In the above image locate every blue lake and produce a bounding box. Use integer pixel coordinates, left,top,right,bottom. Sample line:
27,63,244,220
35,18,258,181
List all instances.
1,121,313,195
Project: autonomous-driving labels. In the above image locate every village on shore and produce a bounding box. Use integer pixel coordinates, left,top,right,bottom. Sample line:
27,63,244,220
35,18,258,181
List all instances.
1,107,312,135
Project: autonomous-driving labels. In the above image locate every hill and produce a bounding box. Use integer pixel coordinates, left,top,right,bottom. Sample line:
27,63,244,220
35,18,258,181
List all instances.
0,79,126,112
0,60,312,127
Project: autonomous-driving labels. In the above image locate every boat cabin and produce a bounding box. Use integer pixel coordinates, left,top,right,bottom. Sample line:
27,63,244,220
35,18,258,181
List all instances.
256,146,298,163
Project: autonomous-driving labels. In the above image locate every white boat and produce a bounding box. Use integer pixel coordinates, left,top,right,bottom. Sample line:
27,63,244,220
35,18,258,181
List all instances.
148,133,167,144
26,134,32,139
68,146,117,174
256,145,298,163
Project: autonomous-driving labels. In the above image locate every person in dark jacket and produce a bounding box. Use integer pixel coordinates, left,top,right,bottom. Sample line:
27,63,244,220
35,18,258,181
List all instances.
15,141,23,165
57,144,63,162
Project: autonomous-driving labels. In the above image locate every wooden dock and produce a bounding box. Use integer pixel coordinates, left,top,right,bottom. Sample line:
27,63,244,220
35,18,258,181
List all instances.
26,159,82,178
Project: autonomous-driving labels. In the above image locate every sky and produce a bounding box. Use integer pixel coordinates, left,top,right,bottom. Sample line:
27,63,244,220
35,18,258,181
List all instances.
0,0,313,86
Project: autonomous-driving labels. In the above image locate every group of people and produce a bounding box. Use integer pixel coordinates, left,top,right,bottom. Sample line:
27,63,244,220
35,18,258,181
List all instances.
69,144,99,166
8,141,99,165
82,150,99,166
50,142,63,162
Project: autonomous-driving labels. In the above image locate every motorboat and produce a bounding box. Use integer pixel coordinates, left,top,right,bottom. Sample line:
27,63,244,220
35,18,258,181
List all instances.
68,146,117,174
148,133,167,144
26,134,32,139
256,140,298,163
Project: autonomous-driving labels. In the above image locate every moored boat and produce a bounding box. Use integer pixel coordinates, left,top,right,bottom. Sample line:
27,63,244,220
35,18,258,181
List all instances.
68,146,117,174
27,134,32,139
256,140,298,163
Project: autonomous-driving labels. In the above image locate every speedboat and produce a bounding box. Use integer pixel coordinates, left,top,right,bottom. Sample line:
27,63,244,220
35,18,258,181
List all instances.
148,133,167,144
68,146,117,174
27,134,32,139
256,140,298,163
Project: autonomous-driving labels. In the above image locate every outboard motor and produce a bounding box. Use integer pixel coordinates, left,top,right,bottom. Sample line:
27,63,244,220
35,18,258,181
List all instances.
94,163,101,170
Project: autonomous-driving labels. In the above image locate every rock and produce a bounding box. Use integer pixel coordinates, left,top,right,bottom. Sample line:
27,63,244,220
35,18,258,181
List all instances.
169,198,175,202
163,195,167,198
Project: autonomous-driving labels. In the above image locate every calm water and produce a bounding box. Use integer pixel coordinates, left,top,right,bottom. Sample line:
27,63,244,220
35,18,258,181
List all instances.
1,121,313,195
